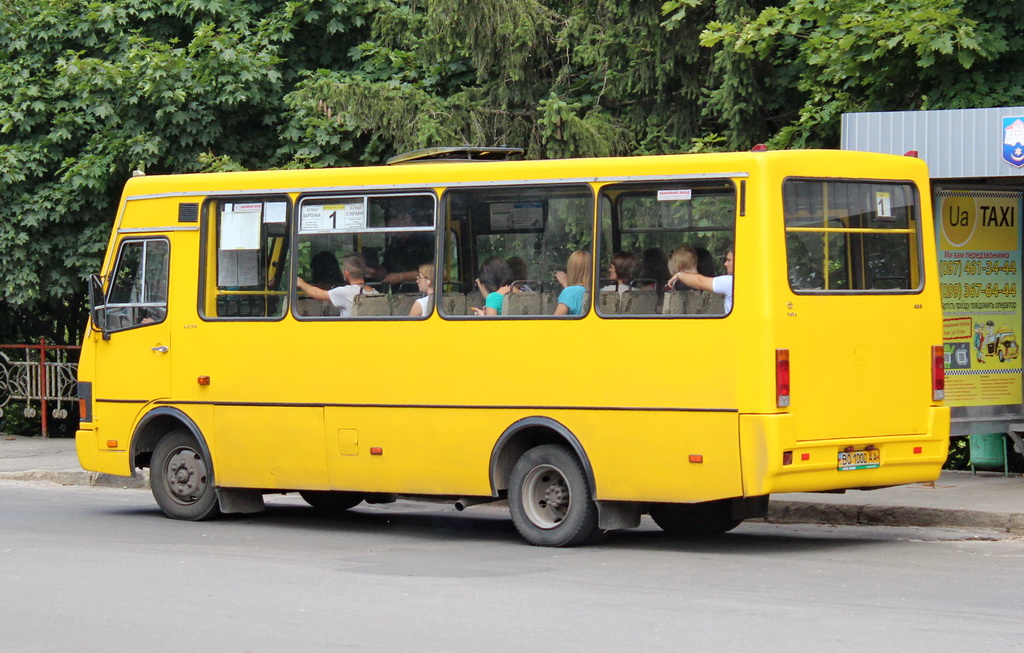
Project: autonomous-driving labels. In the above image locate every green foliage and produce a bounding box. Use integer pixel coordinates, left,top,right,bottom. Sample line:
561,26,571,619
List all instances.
701,0,1024,148
0,0,371,344
2,0,1024,350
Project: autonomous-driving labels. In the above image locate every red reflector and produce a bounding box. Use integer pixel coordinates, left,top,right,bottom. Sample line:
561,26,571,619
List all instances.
751,143,768,152
801,453,810,461
370,447,383,456
688,454,703,464
904,150,919,157
931,345,945,401
197,376,211,386
776,349,790,408
913,446,923,454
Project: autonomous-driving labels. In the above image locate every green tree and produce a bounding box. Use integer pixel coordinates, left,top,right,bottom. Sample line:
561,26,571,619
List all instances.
0,0,372,346
701,0,1023,148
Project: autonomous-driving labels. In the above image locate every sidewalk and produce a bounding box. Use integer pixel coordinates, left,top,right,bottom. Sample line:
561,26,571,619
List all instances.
1,433,1021,534
0,433,148,489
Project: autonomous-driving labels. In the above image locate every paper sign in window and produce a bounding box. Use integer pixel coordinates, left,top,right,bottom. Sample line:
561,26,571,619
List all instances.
489,202,543,230
300,201,366,233
220,210,261,250
657,189,693,201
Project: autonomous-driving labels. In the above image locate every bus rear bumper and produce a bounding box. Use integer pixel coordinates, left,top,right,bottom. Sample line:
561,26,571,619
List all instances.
739,407,950,497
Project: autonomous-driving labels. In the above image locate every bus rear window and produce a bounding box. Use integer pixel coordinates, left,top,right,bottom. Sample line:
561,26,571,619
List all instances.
783,180,921,292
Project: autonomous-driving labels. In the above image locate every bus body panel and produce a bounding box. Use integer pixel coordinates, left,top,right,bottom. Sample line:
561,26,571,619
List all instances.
781,295,939,441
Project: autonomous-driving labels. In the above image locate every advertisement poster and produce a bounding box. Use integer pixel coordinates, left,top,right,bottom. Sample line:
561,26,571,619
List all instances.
936,191,1023,407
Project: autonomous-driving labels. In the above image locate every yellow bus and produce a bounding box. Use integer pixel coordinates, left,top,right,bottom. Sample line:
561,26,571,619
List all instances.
76,148,949,546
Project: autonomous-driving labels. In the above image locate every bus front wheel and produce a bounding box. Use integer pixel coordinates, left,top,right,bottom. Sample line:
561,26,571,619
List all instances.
649,500,741,536
151,430,220,521
508,444,601,547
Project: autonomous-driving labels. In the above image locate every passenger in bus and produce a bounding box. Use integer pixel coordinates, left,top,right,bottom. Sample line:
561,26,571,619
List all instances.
668,246,734,312
409,262,435,317
308,251,344,290
600,250,639,294
471,256,513,316
296,253,379,317
640,247,669,290
371,208,433,289
694,246,716,278
666,246,699,291
507,256,533,293
553,250,591,316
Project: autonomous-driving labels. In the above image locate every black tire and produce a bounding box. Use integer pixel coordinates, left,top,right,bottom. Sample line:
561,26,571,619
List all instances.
299,490,363,512
649,500,740,536
151,430,220,521
508,444,600,547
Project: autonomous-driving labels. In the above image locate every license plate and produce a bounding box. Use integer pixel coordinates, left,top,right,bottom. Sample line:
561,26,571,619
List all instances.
838,448,880,471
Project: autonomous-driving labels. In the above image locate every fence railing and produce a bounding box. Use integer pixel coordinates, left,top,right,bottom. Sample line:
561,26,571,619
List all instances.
0,339,80,437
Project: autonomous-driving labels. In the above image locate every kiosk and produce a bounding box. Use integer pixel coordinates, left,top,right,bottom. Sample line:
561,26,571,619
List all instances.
843,107,1024,464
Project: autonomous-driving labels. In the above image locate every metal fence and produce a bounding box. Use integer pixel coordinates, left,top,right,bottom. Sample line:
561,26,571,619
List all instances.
0,339,80,437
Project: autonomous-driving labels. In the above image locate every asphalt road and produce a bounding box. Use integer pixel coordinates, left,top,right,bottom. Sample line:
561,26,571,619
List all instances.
2,481,1022,652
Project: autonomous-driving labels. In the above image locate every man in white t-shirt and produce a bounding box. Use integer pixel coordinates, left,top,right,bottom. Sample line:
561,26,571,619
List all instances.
667,247,734,313
296,253,378,317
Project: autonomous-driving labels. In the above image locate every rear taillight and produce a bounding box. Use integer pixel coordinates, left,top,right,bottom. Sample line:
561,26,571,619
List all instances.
776,348,790,408
932,345,945,401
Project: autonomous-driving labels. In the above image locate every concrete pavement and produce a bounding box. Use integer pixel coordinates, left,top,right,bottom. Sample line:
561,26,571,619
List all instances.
1,433,1021,534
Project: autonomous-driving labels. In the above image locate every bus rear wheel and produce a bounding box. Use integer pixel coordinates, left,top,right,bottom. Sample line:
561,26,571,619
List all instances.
649,500,741,536
508,444,600,547
299,491,363,512
151,430,220,521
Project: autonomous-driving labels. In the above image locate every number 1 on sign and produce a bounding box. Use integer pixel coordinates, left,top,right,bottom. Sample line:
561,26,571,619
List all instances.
876,192,892,218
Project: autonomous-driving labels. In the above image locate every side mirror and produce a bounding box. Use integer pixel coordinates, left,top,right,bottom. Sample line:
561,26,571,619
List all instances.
88,274,109,340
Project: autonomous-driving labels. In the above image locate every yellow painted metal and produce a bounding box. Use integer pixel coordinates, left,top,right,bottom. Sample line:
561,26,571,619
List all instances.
75,150,946,504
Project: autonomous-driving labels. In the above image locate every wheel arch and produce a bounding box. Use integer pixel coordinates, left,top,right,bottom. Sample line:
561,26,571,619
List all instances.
489,416,597,499
132,407,212,472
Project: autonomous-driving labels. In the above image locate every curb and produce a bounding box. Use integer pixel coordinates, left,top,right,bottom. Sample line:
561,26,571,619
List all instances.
0,470,149,489
769,500,1024,535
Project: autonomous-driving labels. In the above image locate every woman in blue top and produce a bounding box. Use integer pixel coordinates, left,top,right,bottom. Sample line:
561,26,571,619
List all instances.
553,250,591,316
471,256,513,316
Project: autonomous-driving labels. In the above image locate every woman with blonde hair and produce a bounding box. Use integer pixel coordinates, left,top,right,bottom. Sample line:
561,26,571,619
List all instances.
553,250,591,316
408,262,435,316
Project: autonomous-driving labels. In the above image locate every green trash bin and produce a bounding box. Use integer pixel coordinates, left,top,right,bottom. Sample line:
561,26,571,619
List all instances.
969,433,1008,474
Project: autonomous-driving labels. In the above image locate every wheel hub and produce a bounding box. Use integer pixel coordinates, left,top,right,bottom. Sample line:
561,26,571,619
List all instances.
522,464,571,529
164,448,207,503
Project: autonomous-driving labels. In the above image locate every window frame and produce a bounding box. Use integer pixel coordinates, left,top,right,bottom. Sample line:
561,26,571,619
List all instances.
291,190,439,321
782,176,925,296
103,236,171,333
198,194,294,322
595,178,739,320
437,182,596,321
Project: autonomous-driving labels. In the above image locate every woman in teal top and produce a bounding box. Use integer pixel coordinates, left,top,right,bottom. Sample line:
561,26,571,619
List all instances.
553,250,591,316
471,256,513,316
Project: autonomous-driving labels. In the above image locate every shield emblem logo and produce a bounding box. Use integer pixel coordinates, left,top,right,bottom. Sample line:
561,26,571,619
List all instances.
1002,117,1024,168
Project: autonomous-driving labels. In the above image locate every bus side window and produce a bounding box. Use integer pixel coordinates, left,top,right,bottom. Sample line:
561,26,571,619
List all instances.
104,238,169,331
202,198,291,319
293,193,437,319
440,184,594,318
596,180,737,318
